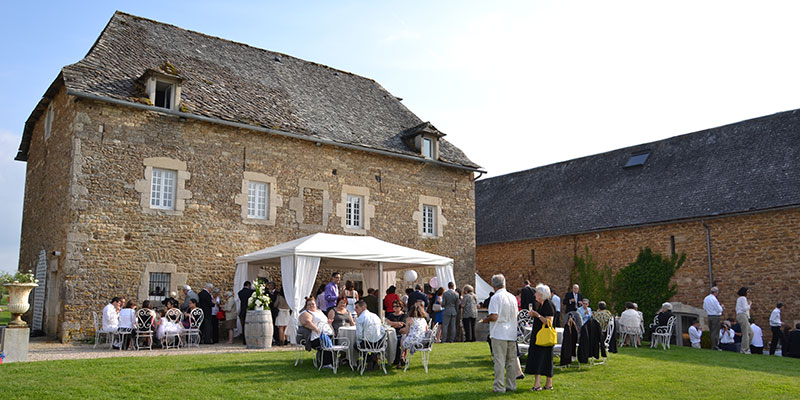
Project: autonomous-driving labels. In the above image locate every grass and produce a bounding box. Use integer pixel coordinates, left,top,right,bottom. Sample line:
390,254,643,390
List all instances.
0,293,9,326
0,343,798,399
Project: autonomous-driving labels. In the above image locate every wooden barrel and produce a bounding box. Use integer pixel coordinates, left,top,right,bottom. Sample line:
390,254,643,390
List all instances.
244,310,273,349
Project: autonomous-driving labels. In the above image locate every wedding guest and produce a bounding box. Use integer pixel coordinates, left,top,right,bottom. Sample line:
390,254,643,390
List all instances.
315,284,327,311
593,301,613,333
442,282,460,343
118,300,137,350
181,285,199,312
324,272,342,312
386,299,407,365
328,295,355,336
563,284,583,313
688,319,702,349
769,302,786,356
363,288,380,315
299,297,335,367
719,320,737,352
750,318,764,354
577,299,592,325
703,286,724,350
355,300,385,370
736,287,753,354
551,291,562,327
655,303,674,327
238,281,254,346
432,287,445,342
222,291,238,344
274,288,291,345
407,285,428,308
786,323,800,358
525,283,556,392
461,284,479,342
400,302,429,367
102,297,122,348
402,288,412,310
344,280,359,319
198,283,215,344
619,302,643,347
384,285,400,313
211,287,221,343
480,274,519,393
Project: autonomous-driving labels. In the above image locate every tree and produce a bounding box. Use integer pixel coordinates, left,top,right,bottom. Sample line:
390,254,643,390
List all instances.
573,247,614,310
612,248,685,327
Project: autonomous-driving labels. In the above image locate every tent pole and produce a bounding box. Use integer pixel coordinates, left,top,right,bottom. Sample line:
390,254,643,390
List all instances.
378,262,384,321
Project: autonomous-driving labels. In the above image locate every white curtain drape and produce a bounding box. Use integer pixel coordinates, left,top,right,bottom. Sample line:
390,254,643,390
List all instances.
233,262,260,336
435,262,456,290
362,269,396,300
282,255,321,344
475,272,493,302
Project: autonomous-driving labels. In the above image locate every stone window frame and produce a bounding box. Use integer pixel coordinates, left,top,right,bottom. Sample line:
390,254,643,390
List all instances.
414,134,440,160
137,263,187,304
144,72,182,111
412,195,447,238
288,179,333,230
134,157,192,216
44,102,54,141
335,185,376,235
234,171,282,225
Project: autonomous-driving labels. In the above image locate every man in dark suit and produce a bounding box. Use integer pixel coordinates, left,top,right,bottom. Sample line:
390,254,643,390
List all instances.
363,288,380,315
198,283,215,344
520,280,536,311
563,284,583,313
407,284,429,309
238,281,255,345
267,281,279,345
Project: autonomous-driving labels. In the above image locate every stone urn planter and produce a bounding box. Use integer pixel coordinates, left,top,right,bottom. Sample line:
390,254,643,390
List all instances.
244,309,273,349
3,282,38,327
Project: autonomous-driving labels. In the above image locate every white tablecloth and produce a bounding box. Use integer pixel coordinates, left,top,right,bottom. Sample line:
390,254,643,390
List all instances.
338,325,397,365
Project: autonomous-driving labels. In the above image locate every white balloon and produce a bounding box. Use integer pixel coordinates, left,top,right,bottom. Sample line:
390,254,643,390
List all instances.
404,270,418,283
430,276,439,289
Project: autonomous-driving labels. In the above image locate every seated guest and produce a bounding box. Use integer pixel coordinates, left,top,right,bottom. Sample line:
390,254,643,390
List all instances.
157,301,184,345
118,300,137,350
299,297,335,367
787,323,800,358
577,298,593,325
328,295,355,337
400,302,430,366
688,319,702,349
593,301,613,333
655,302,674,327
750,318,764,354
385,299,407,365
719,320,737,352
102,297,122,346
619,302,643,347
356,299,385,370
730,318,743,353
183,298,200,329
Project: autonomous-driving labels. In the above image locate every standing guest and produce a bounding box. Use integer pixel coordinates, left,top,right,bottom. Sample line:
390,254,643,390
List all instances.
324,272,342,312
593,301,613,333
315,284,327,311
719,320,737,352
211,287,221,343
407,284,428,308
363,288,381,315
551,291,561,327
384,285,400,313
520,280,536,311
400,302,430,366
461,284,479,342
736,287,753,354
577,299,592,325
274,288,291,345
198,283,215,344
563,284,583,314
344,280,359,319
298,297,335,367
432,287,445,342
222,291,238,344
619,302,643,347
688,320,702,349
237,281,255,346
525,283,556,392
118,300,137,350
786,323,800,358
328,295,355,336
731,317,744,353
655,303,674,327
442,282,460,343
480,274,519,394
385,299,407,366
181,285,199,312
267,281,279,345
769,302,786,356
703,286,724,350
355,299,385,370
750,318,764,354
401,288,411,310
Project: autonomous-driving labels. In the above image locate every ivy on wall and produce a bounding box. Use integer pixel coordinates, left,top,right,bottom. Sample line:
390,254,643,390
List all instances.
572,247,614,309
611,247,685,326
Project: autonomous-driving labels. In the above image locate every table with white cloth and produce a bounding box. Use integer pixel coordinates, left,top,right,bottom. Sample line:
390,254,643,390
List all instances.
338,325,396,366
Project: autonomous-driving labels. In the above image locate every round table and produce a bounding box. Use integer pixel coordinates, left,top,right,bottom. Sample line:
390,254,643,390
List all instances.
338,325,396,366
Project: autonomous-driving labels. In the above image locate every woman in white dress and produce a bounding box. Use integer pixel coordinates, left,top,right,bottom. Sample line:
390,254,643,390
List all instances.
399,302,430,366
157,299,184,345
274,289,292,345
299,297,335,366
619,302,643,346
344,280,359,320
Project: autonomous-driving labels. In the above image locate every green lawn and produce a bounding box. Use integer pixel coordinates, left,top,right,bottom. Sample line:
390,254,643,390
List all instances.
0,294,9,326
0,343,798,399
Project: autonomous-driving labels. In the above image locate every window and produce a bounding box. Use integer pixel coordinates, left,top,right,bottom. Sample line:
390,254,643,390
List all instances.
531,249,536,265
148,272,170,301
154,81,174,109
150,168,176,209
670,235,676,256
423,137,433,158
44,103,54,140
346,194,363,228
624,151,650,168
248,182,269,219
422,204,436,235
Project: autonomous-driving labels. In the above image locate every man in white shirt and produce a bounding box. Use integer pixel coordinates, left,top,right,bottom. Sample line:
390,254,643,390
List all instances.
750,318,764,354
551,292,562,327
355,300,385,370
703,287,724,350
480,274,519,393
688,319,702,348
769,302,785,356
102,297,122,348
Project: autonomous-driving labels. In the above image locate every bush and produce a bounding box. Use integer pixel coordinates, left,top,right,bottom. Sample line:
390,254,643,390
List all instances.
573,247,614,310
612,248,685,326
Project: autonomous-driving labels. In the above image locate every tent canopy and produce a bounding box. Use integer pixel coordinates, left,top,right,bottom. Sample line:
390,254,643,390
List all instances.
235,232,454,270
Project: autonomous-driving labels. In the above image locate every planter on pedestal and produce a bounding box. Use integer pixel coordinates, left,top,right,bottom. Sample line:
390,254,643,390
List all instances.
244,309,273,349
3,283,38,328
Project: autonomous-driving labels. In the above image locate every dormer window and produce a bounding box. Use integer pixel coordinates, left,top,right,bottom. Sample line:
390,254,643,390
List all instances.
401,121,446,161
154,81,174,109
140,66,183,111
423,138,433,158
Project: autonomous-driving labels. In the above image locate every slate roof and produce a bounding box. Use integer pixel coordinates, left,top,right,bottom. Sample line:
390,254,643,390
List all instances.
17,11,480,170
476,109,800,245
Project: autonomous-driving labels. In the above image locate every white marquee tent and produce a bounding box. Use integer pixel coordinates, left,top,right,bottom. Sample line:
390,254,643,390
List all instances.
233,233,456,342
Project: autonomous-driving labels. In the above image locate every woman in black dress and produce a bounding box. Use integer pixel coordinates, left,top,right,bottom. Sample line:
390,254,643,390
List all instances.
525,283,555,391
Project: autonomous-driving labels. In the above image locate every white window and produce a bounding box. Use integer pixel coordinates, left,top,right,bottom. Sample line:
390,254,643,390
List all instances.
44,103,54,140
423,137,433,158
422,204,436,235
150,168,177,210
154,81,174,109
346,194,363,228
248,182,269,219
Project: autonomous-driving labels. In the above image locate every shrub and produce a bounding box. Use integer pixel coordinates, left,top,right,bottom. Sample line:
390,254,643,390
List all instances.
612,247,685,326
573,247,614,310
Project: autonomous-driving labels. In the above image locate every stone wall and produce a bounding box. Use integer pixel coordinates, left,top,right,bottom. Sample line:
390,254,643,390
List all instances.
476,207,800,344
19,95,477,341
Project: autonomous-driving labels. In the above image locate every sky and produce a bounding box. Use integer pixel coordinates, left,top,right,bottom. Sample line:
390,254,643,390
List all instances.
3,1,800,273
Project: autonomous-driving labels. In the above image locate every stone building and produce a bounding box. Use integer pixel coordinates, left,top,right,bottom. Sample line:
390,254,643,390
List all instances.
15,12,481,342
476,109,800,342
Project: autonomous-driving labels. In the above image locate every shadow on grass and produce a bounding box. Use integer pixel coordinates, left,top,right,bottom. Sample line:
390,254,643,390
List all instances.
620,346,800,378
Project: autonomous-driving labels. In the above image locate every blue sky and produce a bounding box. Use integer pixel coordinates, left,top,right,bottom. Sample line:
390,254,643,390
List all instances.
3,1,800,272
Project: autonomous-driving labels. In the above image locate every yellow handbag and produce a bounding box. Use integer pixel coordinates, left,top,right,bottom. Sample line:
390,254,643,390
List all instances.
535,319,557,347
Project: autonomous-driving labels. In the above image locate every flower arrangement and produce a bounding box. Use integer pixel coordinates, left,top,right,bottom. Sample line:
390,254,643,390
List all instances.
247,282,271,310
0,271,38,285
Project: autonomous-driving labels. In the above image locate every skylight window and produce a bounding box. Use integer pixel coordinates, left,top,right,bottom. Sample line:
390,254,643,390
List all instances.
624,152,650,168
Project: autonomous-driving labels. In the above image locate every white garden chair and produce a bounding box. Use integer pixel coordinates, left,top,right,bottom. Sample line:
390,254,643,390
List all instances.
357,333,388,375
162,308,183,349
93,311,115,349
651,316,676,350
318,335,351,374
134,309,155,350
183,308,204,348
404,323,437,373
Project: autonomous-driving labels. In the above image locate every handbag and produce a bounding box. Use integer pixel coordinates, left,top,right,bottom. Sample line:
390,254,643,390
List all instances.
535,319,557,347
432,302,442,312
216,310,226,320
